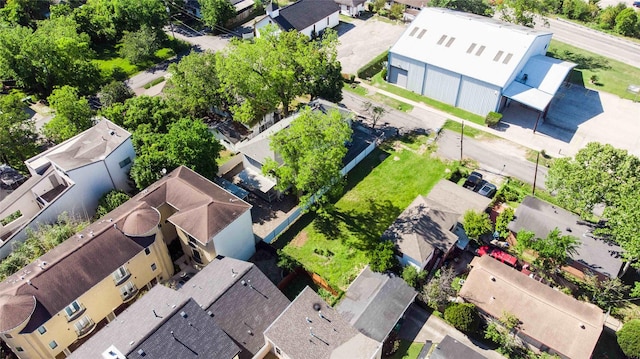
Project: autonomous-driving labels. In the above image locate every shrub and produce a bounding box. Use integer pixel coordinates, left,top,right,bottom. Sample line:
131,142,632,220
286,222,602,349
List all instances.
402,265,426,288
618,319,640,358
356,51,388,80
277,249,301,273
485,111,502,127
494,207,515,239
444,303,480,333
368,240,398,272
95,190,130,219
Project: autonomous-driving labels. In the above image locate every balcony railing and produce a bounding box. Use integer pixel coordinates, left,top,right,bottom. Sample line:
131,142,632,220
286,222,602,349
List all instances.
74,318,96,338
113,271,131,286
121,285,139,302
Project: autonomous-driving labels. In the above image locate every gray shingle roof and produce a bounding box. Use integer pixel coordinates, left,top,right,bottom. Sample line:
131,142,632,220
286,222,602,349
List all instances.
508,196,624,278
179,257,290,358
336,267,416,342
264,286,380,359
276,0,339,31
428,335,487,359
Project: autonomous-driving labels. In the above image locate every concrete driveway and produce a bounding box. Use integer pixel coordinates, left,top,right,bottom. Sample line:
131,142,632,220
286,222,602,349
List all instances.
336,17,407,74
399,304,505,359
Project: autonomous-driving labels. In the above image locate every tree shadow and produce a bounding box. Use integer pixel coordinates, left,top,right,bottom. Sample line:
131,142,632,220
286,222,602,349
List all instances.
333,199,402,252
547,49,611,71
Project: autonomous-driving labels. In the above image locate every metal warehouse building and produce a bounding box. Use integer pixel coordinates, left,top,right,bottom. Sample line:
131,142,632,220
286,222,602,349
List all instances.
387,8,576,118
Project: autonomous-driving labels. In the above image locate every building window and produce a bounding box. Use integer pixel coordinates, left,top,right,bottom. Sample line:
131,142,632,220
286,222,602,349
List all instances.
192,249,203,265
188,235,197,248
151,263,157,271
49,341,58,349
64,301,84,321
276,347,281,354
120,281,138,301
112,266,130,285
326,17,329,25
16,347,23,352
38,325,47,335
74,315,95,336
4,334,12,339
119,157,132,168
144,248,151,255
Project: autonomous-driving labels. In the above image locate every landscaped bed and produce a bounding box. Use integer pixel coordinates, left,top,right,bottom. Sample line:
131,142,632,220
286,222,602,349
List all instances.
279,136,451,291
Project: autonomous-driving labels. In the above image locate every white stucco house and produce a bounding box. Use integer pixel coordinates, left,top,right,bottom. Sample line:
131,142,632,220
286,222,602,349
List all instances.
0,119,135,259
254,0,340,38
387,8,576,118
334,0,366,17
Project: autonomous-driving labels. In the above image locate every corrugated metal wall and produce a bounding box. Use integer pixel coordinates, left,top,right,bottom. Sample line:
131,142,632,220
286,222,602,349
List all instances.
388,53,425,92
423,65,460,105
456,76,501,116
389,67,408,87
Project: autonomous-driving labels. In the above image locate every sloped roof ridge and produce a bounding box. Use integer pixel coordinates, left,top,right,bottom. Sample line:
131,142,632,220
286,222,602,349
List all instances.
124,299,190,355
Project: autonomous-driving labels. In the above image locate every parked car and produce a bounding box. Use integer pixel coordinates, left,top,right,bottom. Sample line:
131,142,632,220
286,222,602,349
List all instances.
477,245,518,268
463,171,483,191
478,182,497,198
634,1,640,8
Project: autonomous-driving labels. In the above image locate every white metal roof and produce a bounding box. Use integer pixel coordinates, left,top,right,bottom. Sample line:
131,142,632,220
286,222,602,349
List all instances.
390,8,552,88
503,55,576,111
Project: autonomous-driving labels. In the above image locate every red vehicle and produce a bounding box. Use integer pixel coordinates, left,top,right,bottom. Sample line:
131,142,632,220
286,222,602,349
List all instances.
477,245,518,268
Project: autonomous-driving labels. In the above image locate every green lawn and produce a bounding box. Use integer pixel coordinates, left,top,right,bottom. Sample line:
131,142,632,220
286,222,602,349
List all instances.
370,92,413,112
370,72,486,125
547,40,640,101
281,140,451,290
343,82,368,96
388,340,425,359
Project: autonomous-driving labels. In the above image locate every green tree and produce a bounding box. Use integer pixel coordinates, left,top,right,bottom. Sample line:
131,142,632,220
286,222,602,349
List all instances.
95,190,130,218
615,7,639,37
166,51,225,118
368,240,398,272
305,30,343,103
402,265,426,288
462,210,493,242
600,181,640,264
98,81,134,108
389,3,405,20
199,0,236,28
130,148,178,190
363,101,386,129
497,0,552,27
277,249,301,273
598,4,625,30
421,267,456,311
0,25,31,84
119,25,160,64
444,303,480,332
101,95,180,133
163,118,222,181
532,228,580,271
494,207,515,239
44,86,93,143
513,230,535,256
0,0,43,27
582,271,628,308
428,0,493,16
0,91,39,171
618,319,640,359
262,107,352,206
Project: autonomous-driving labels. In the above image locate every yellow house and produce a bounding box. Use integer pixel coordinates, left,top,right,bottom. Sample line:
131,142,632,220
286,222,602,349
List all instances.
0,166,254,359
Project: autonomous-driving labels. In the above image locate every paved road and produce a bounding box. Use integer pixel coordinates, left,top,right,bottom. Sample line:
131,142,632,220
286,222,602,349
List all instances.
399,304,505,359
436,130,548,190
535,17,640,69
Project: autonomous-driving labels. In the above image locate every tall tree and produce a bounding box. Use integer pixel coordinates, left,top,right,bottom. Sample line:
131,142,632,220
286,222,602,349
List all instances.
0,25,31,85
100,95,180,133
119,25,160,64
0,0,44,27
0,91,39,171
262,107,352,206
166,51,225,118
305,29,343,103
598,181,640,264
199,0,236,29
497,0,552,27
531,228,580,271
428,0,494,16
98,81,134,108
44,86,93,143
163,118,222,181
463,210,493,242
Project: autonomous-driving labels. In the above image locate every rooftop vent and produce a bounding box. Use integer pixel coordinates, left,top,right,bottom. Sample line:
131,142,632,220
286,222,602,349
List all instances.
490,276,496,282
312,303,322,311
207,311,214,317
180,311,188,318
137,349,145,357
493,51,504,62
580,323,586,329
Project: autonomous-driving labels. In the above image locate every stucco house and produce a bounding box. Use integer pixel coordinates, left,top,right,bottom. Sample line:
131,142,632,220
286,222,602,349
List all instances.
383,179,491,271
255,0,340,38
334,0,366,17
387,8,575,118
0,119,135,260
460,255,604,359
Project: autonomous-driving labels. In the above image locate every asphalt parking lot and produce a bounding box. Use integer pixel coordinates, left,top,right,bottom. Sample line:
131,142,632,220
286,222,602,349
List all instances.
336,17,407,74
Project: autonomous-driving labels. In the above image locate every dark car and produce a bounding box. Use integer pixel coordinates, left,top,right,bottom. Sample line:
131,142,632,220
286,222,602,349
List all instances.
634,1,640,7
463,171,483,191
478,182,497,198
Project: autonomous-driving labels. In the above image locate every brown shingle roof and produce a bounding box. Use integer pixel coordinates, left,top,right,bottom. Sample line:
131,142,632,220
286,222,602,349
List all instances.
122,206,161,237
0,295,36,332
459,256,604,359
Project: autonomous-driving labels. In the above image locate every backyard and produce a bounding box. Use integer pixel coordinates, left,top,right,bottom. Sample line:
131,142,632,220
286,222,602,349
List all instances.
277,135,452,292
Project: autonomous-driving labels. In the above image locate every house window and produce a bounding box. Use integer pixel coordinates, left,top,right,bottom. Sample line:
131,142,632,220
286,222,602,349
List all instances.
112,266,130,285
74,316,94,336
49,341,58,349
119,157,132,168
151,263,157,271
144,248,151,255
188,235,198,248
64,301,83,320
4,334,12,339
192,249,203,265
276,347,281,354
16,347,24,352
120,281,138,300
38,325,46,335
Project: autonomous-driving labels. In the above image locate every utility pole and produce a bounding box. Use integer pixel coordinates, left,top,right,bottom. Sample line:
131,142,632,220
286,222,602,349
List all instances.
532,152,540,195
460,121,464,162
166,4,175,39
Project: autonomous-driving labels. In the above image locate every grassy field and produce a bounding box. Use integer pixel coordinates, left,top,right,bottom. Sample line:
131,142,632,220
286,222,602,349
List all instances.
388,340,425,359
370,72,487,125
370,92,413,112
547,40,640,101
343,82,368,96
280,137,451,290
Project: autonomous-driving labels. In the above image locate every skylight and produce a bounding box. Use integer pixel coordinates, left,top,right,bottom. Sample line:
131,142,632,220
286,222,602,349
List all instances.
503,53,513,64
409,27,419,37
417,29,427,39
445,37,456,47
466,43,477,54
437,35,447,45
475,45,485,56
493,51,504,62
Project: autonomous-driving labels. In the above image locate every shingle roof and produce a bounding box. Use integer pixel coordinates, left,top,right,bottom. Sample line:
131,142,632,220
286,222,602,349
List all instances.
0,166,249,333
276,0,339,31
509,196,624,278
424,180,492,218
179,257,290,358
333,0,366,6
390,8,553,88
265,286,380,359
70,286,240,359
336,267,416,342
460,256,604,359
428,335,487,359
26,119,131,172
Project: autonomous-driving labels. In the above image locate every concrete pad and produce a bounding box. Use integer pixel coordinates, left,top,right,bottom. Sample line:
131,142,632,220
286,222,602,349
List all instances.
337,17,407,75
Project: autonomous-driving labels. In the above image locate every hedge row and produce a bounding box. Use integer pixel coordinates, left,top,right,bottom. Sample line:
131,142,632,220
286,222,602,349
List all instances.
356,50,388,80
